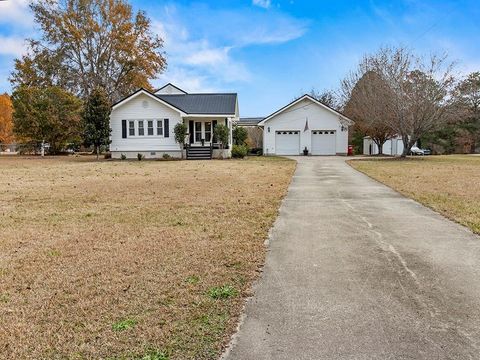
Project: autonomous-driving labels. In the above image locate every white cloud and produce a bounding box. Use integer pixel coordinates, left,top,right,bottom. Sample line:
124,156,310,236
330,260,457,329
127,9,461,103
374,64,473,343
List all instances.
0,0,34,28
184,47,230,67
156,68,213,93
149,4,308,92
252,0,271,9
0,36,28,57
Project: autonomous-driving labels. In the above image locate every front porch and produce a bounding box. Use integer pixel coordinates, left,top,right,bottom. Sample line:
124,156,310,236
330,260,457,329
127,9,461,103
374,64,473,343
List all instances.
184,117,233,159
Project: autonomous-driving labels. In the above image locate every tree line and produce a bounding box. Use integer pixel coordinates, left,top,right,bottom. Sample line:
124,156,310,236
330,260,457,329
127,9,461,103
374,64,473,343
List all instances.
1,1,478,157
1,0,166,156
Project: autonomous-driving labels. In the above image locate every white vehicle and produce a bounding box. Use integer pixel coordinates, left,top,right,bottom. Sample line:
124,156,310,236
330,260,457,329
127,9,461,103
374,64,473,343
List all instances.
409,146,425,155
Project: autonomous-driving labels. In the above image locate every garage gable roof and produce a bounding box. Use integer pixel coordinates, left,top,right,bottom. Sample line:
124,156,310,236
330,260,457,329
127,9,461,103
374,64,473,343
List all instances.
258,94,354,126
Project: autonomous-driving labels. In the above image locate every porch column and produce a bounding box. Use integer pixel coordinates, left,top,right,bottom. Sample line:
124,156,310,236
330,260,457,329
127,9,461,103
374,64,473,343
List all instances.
228,118,233,148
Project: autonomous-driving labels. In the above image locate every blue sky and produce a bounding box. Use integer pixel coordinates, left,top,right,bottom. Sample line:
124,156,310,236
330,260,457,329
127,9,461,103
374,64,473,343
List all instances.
1,0,479,116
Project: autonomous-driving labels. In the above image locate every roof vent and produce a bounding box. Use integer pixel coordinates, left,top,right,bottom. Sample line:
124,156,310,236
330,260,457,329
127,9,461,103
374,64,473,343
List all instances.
142,100,149,108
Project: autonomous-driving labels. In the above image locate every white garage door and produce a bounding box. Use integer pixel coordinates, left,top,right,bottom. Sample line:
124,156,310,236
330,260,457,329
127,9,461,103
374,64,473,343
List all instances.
275,131,300,155
311,130,336,155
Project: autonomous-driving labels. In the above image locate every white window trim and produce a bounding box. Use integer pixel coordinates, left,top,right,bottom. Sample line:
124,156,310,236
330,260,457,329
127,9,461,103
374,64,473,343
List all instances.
156,120,164,136
126,119,165,138
128,120,135,136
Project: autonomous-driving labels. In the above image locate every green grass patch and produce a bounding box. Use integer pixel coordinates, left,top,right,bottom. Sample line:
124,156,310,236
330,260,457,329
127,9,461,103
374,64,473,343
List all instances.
137,349,169,360
112,318,137,332
207,285,238,300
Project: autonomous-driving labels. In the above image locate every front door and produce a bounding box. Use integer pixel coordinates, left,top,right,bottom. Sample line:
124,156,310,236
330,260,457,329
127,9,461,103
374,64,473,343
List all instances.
195,122,202,143
192,121,213,145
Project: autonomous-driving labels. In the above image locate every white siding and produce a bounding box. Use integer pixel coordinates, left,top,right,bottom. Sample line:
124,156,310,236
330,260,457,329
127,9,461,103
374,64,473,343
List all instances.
263,98,349,155
110,93,183,156
363,137,405,156
155,84,187,95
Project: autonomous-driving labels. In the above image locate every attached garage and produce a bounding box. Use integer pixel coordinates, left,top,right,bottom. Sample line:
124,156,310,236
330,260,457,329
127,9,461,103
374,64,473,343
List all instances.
259,95,354,156
311,130,336,155
275,131,300,155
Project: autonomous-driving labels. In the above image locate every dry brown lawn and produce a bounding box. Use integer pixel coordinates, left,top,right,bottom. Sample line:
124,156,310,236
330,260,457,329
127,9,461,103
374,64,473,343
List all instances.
348,155,480,234
0,155,295,359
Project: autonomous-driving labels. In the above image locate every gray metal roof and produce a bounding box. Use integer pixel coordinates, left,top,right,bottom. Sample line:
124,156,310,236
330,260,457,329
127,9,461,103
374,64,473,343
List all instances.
156,93,237,115
238,117,264,126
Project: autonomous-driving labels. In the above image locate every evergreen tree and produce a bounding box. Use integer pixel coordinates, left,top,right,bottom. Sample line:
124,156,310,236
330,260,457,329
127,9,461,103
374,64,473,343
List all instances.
83,87,111,159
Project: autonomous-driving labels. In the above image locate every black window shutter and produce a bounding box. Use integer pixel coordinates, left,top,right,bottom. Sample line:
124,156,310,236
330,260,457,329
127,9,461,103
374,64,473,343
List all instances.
164,119,169,137
225,118,228,126
122,120,127,138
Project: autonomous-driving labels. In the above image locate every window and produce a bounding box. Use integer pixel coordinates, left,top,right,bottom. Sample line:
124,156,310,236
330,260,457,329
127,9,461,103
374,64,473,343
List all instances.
138,120,144,136
147,120,154,136
205,122,212,142
195,122,202,142
157,120,163,136
129,121,135,136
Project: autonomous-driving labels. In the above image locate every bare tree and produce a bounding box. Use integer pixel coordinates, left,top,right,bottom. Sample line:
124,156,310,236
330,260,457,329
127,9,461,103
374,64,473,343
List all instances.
308,88,340,110
245,127,263,149
295,88,340,110
342,46,456,157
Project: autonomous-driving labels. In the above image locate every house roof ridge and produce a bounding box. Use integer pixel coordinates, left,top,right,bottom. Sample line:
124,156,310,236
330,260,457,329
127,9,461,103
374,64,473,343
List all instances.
157,92,237,96
154,83,188,94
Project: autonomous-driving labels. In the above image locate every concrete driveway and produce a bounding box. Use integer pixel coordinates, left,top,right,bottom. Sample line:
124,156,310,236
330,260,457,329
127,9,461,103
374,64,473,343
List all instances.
223,157,480,360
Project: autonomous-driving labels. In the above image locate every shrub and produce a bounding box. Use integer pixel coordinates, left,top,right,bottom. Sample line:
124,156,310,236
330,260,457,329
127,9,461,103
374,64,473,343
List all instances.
120,153,127,160
173,123,188,159
232,144,248,158
137,153,144,161
162,153,171,160
213,124,229,148
233,126,248,145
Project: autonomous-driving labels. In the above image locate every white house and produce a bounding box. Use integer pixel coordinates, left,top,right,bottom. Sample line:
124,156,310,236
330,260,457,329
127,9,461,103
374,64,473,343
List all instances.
109,83,239,159
258,95,353,156
363,135,404,156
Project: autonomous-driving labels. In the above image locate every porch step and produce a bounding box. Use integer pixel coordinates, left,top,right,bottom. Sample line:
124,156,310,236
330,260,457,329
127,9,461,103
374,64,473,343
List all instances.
186,146,213,160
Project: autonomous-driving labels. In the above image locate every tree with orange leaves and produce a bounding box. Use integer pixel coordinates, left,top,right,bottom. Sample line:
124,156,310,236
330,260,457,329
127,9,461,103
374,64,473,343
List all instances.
0,93,15,145
10,0,166,102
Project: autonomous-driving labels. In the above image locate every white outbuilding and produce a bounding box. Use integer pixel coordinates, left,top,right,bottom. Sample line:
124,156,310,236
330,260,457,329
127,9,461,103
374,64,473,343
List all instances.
258,95,354,156
363,135,405,156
